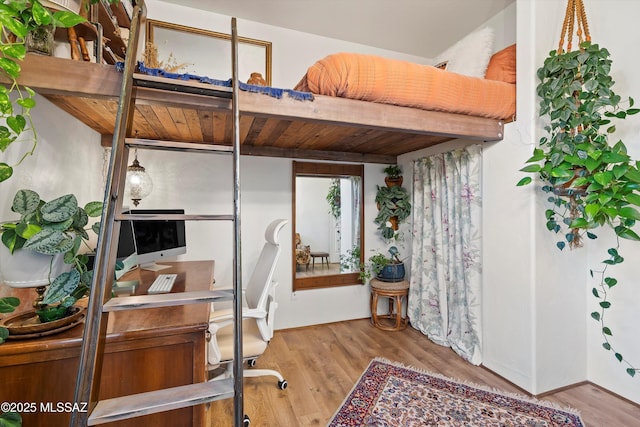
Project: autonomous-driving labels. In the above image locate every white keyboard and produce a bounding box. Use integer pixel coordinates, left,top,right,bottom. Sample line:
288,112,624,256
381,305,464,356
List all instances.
147,274,177,294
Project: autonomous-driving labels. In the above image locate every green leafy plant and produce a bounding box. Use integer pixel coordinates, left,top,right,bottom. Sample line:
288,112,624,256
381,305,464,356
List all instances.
374,184,411,240
0,0,87,183
342,245,403,283
1,189,102,321
326,178,341,219
0,411,21,427
383,164,402,178
517,41,640,376
0,0,121,183
0,296,19,343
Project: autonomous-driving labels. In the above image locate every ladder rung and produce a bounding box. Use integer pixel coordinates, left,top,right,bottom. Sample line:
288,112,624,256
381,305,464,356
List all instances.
116,213,234,222
88,378,234,425
133,73,233,98
125,138,234,154
103,289,233,312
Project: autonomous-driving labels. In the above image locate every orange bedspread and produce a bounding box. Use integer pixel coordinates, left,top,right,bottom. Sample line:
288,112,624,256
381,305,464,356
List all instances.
294,52,516,121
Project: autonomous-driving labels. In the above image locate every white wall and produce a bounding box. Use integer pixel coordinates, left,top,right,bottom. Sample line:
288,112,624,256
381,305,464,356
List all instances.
147,1,431,88
482,0,640,403
295,177,332,252
0,95,105,227
573,0,640,404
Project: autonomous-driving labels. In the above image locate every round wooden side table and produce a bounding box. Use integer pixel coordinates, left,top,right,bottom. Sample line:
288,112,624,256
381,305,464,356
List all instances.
370,278,409,331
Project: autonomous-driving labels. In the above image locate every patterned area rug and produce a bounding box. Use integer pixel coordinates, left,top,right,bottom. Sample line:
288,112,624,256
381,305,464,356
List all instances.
328,358,585,426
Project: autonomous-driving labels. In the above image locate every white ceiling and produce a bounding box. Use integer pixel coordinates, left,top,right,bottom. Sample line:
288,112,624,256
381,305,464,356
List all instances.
160,0,515,58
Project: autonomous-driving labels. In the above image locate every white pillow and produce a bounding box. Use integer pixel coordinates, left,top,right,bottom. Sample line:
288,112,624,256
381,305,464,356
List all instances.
433,27,495,78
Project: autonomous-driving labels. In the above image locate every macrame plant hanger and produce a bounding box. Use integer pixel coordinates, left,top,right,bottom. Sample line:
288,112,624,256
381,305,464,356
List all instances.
557,0,592,248
557,0,591,54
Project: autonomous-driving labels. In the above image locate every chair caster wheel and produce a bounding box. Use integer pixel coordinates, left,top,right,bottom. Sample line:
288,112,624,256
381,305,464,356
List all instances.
243,414,250,426
278,379,288,390
248,358,257,367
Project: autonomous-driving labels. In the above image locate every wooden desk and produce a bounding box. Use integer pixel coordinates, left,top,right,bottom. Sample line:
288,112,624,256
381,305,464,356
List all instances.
0,261,214,427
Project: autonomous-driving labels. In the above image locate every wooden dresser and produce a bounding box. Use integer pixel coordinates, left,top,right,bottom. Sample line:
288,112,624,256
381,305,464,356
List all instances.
0,260,214,427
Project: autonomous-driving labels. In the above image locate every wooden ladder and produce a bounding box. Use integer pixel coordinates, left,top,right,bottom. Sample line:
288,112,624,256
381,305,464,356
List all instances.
70,1,245,425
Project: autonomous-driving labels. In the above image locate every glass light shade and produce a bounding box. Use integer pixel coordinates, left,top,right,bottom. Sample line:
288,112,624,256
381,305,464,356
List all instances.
125,155,153,207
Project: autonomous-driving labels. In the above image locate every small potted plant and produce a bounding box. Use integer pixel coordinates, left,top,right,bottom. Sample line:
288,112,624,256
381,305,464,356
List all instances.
383,164,403,187
343,246,405,283
370,246,405,282
0,189,102,322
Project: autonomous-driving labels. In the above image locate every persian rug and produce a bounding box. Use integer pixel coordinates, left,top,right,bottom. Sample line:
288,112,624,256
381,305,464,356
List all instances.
328,358,585,426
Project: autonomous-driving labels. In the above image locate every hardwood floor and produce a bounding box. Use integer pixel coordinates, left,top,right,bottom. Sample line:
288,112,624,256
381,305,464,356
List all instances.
207,319,640,426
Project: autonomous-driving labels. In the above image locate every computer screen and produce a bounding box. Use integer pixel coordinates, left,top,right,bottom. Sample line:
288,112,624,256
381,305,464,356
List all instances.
117,219,137,261
127,209,187,271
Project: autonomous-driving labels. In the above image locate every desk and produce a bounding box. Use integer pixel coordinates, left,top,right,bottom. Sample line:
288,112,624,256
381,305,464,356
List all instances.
0,261,214,427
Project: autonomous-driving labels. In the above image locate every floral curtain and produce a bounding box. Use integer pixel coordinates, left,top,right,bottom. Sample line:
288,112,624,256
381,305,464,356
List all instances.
408,145,483,365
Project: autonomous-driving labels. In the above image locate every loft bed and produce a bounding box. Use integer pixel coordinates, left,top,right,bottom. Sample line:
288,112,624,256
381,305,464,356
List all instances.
5,51,515,164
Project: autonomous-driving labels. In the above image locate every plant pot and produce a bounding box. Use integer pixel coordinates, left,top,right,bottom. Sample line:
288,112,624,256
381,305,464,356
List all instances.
376,262,405,282
389,216,399,231
0,245,71,288
385,176,403,187
25,25,54,56
553,167,588,196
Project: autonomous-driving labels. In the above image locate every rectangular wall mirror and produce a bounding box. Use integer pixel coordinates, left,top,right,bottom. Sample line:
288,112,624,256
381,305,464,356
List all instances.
293,161,364,291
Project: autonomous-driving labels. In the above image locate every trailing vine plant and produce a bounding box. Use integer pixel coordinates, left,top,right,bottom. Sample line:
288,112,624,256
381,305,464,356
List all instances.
0,0,88,183
0,0,120,183
517,0,640,377
326,178,341,219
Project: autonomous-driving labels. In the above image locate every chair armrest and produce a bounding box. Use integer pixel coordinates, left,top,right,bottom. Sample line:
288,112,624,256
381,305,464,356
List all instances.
242,308,267,319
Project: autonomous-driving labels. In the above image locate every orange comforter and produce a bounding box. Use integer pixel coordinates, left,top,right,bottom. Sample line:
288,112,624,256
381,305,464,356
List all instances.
294,52,516,120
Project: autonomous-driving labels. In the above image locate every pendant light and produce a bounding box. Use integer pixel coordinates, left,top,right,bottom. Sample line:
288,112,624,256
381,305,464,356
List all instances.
125,149,153,206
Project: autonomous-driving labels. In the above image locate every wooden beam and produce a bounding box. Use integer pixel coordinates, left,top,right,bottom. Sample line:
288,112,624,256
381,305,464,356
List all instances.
239,144,396,164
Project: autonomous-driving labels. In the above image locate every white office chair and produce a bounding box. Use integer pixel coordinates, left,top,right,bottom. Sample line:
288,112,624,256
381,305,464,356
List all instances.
207,218,288,390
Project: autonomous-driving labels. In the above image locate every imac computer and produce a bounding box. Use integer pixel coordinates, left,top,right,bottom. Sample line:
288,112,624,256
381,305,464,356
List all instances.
115,219,138,280
128,209,187,271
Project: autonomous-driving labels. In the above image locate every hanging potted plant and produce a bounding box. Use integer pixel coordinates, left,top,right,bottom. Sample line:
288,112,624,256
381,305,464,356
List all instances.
375,184,411,240
517,0,640,377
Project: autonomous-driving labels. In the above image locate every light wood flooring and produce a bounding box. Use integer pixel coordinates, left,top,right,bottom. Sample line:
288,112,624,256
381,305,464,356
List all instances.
295,263,341,278
207,319,640,426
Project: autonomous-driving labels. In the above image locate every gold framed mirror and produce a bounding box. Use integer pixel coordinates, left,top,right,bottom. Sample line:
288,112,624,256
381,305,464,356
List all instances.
293,161,364,291
145,19,272,85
